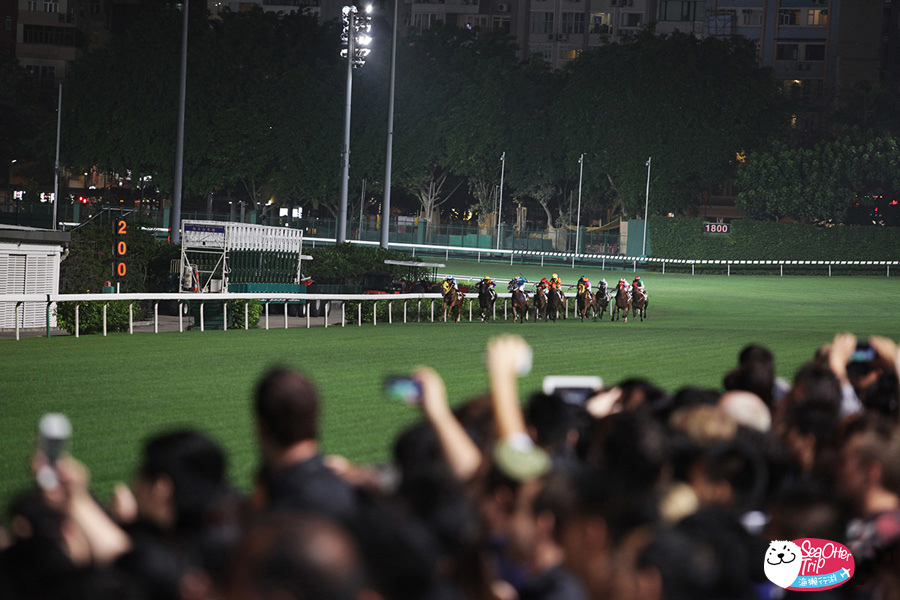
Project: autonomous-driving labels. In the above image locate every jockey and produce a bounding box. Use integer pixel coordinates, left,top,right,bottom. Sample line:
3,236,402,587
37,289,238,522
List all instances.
446,276,459,292
481,275,496,291
549,273,562,291
577,275,592,295
618,278,630,294
514,276,529,301
632,276,645,294
538,277,550,291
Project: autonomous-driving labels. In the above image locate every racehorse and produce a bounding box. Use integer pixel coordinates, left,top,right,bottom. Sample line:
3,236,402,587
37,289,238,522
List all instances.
441,279,465,323
576,283,595,322
547,286,564,322
533,284,548,321
475,279,497,323
595,280,610,320
611,283,632,322
507,279,529,324
631,284,649,322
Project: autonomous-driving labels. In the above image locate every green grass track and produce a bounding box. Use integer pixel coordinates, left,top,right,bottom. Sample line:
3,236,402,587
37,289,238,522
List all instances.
2,263,899,511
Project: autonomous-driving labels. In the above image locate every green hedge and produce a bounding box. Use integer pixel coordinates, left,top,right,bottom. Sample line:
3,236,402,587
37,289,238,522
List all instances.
226,299,263,329
649,216,900,261
305,244,423,286
55,300,145,335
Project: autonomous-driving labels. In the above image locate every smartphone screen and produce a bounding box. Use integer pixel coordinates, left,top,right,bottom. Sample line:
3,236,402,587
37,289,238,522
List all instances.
384,377,423,405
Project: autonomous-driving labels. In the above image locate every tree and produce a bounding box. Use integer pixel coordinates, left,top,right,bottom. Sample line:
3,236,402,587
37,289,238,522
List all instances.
0,53,56,188
61,7,342,209
556,32,789,218
735,131,900,222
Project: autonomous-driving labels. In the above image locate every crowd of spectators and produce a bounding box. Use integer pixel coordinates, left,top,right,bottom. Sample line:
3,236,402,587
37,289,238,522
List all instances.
2,332,900,600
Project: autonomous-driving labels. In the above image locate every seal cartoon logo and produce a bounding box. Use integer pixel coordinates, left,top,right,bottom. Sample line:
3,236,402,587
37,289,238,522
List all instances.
765,540,802,589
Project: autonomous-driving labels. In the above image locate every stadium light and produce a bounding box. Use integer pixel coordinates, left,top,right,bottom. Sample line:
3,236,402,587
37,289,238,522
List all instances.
576,153,584,254
337,4,373,244
643,156,651,257
496,151,505,250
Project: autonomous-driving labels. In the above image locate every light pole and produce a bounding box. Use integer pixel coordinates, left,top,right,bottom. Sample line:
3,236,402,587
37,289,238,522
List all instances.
337,4,373,244
496,151,505,250
576,153,584,254
642,156,651,257
170,0,189,244
53,83,61,230
380,0,398,250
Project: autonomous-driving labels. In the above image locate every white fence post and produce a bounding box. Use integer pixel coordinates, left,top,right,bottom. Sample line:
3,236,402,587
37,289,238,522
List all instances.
75,303,80,338
103,303,108,336
129,303,133,334
200,303,205,332
154,302,159,334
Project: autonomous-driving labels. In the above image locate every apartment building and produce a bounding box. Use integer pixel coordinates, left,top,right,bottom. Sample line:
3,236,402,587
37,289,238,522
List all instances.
403,0,892,107
12,0,112,84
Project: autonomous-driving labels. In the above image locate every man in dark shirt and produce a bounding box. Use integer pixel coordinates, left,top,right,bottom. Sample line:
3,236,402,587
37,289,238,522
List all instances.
253,367,359,527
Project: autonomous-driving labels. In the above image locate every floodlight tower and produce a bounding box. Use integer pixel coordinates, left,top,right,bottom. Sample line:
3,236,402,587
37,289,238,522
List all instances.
337,4,373,244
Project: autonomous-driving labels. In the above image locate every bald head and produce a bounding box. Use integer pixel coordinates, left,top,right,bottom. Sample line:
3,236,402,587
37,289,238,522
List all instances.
719,390,771,433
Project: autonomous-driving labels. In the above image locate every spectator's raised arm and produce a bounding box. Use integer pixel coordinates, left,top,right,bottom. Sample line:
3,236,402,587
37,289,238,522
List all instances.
412,365,482,482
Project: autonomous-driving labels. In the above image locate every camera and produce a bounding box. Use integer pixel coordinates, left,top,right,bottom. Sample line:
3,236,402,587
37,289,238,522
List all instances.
39,413,72,465
542,376,603,406
848,342,876,377
384,377,423,405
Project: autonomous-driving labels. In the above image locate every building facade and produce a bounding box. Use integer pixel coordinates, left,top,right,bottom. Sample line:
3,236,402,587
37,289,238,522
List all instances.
401,0,893,108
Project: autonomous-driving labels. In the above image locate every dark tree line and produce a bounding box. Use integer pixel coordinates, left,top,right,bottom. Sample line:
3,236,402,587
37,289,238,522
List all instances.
42,6,897,226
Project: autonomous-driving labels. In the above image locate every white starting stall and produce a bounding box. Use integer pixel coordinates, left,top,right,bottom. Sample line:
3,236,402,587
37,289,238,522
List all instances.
180,220,309,292
0,225,70,329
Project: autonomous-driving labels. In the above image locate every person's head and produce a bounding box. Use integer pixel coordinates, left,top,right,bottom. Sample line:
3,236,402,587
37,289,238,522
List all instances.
765,482,848,543
253,367,320,454
781,399,840,474
785,361,842,410
636,509,758,600
718,390,771,433
686,441,766,513
552,273,558,279
738,344,775,372
225,513,367,600
723,363,775,409
507,472,576,572
835,414,900,514
135,429,228,532
561,466,656,599
526,393,587,455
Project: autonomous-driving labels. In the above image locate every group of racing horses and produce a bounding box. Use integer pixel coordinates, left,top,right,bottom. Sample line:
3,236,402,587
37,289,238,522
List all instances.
440,277,649,324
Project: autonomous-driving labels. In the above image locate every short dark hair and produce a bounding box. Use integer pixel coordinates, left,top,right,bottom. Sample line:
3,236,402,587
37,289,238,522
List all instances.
254,367,319,447
140,429,227,531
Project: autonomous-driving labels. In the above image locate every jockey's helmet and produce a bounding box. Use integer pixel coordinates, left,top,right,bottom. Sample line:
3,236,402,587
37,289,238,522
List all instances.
601,279,607,284
552,273,558,279
635,276,641,281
